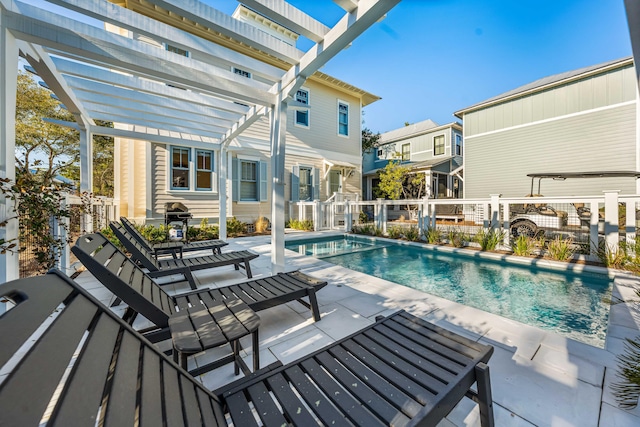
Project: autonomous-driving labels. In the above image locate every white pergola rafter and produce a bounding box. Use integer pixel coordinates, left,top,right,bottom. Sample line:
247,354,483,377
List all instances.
0,0,401,277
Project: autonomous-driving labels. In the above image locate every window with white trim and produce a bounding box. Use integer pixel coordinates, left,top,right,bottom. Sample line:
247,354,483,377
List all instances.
196,150,213,190
299,167,313,201
338,102,349,136
455,134,463,156
240,160,258,201
295,89,309,127
170,147,215,191
233,67,251,78
434,135,445,156
171,147,190,189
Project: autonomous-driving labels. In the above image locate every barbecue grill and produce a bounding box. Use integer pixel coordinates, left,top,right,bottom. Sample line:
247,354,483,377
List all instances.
165,202,192,232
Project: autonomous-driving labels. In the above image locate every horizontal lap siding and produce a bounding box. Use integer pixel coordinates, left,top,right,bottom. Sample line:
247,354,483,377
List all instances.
465,103,637,197
152,144,220,222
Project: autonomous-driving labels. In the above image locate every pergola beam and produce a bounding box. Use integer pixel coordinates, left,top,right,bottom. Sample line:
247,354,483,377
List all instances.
334,0,359,13
240,0,330,43
46,0,285,82
139,0,303,63
4,3,277,106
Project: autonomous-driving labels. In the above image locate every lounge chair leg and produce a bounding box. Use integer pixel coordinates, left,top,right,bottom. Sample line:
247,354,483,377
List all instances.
475,362,495,427
308,289,321,322
252,330,259,372
244,261,253,278
233,340,240,376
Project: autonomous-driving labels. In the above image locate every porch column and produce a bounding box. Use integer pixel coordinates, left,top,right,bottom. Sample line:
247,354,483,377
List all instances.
270,99,287,273
0,14,19,284
219,146,228,240
603,190,620,252
79,128,93,232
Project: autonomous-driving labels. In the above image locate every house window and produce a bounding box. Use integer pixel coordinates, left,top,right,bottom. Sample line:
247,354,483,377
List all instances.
166,44,189,57
196,150,213,190
233,67,251,78
171,147,190,189
338,102,349,136
240,160,258,201
401,143,410,161
434,135,445,156
295,89,309,127
377,148,383,157
299,167,313,201
455,134,463,156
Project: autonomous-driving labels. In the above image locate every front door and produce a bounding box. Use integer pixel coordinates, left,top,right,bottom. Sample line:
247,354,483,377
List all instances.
329,170,342,196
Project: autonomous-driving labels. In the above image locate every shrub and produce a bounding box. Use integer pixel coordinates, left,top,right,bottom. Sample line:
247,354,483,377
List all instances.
423,226,441,244
612,331,640,409
372,226,384,237
227,216,247,237
404,226,420,242
387,225,403,239
100,226,124,250
139,224,169,244
596,239,627,269
511,234,535,256
474,228,505,251
446,227,468,248
358,210,372,224
547,236,574,261
288,219,314,231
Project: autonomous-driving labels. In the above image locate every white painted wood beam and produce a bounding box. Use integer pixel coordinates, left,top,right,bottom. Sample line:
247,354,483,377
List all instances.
279,0,400,98
220,105,268,146
143,0,303,63
52,57,250,115
46,0,285,82
4,2,277,106
19,42,94,128
44,118,222,148
71,87,237,129
240,0,330,43
334,0,359,13
82,102,228,136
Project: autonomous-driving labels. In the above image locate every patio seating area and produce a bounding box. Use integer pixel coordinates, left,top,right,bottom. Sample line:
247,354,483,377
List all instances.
54,232,639,426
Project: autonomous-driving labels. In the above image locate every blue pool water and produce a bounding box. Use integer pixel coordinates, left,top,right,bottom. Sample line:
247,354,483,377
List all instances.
286,235,613,347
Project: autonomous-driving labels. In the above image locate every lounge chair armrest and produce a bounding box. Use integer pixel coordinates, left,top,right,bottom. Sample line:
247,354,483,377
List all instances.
214,361,285,397
175,287,212,298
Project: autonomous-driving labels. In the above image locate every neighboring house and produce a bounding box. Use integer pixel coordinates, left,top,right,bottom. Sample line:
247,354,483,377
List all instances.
112,5,378,225
454,57,638,198
362,119,463,200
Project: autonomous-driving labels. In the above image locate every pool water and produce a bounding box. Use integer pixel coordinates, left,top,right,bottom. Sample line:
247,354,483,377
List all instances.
286,236,612,347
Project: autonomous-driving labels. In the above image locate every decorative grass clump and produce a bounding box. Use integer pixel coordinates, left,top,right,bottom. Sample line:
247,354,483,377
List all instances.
474,228,505,251
288,219,314,231
423,226,441,244
446,227,469,248
386,225,403,239
511,234,535,257
404,226,420,242
546,236,574,261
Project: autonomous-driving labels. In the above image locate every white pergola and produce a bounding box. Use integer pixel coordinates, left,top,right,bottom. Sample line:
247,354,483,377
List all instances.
0,0,401,281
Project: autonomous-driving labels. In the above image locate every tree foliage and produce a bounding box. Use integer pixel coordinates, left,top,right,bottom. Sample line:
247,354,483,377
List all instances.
15,71,79,186
361,127,381,154
376,156,426,201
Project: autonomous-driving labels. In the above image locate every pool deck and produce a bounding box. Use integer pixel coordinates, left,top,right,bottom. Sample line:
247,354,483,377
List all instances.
74,230,640,426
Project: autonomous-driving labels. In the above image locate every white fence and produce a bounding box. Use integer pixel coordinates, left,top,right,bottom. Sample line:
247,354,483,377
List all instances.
290,191,640,259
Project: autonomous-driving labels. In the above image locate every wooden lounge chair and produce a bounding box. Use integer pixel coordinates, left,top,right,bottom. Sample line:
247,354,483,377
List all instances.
120,216,228,259
72,232,327,342
0,270,495,427
109,222,258,286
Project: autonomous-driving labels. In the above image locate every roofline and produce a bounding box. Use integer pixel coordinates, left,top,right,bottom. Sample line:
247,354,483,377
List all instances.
453,57,634,118
309,71,381,106
380,121,462,145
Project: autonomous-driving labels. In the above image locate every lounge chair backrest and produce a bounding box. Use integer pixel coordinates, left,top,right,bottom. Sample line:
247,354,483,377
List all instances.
119,216,154,252
72,232,174,326
109,221,160,270
0,270,225,427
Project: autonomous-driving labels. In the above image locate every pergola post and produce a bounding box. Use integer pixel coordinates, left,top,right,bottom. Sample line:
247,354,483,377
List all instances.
270,98,288,273
219,146,228,240
79,128,93,232
0,8,19,284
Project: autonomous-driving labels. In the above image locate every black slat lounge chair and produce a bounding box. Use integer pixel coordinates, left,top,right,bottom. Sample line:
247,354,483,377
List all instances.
109,222,258,287
72,233,327,341
120,216,228,259
0,270,495,427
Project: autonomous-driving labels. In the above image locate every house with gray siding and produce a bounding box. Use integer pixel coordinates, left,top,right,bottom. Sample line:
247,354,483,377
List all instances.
363,119,463,200
454,57,638,198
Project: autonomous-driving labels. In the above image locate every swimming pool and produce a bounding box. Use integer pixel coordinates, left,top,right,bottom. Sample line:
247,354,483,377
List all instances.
286,235,612,347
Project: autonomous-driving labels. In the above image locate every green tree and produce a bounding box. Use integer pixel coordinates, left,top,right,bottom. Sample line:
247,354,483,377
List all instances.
15,71,79,186
361,127,381,154
377,156,426,201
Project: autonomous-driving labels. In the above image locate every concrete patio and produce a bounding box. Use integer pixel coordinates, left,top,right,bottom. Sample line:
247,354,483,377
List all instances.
73,231,640,426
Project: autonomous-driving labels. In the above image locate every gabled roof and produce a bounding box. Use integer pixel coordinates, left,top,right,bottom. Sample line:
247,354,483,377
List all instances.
380,119,439,143
454,56,634,118
363,155,454,176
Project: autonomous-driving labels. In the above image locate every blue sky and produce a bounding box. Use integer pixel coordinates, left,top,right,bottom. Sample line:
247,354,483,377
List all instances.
28,0,633,135
211,0,632,134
